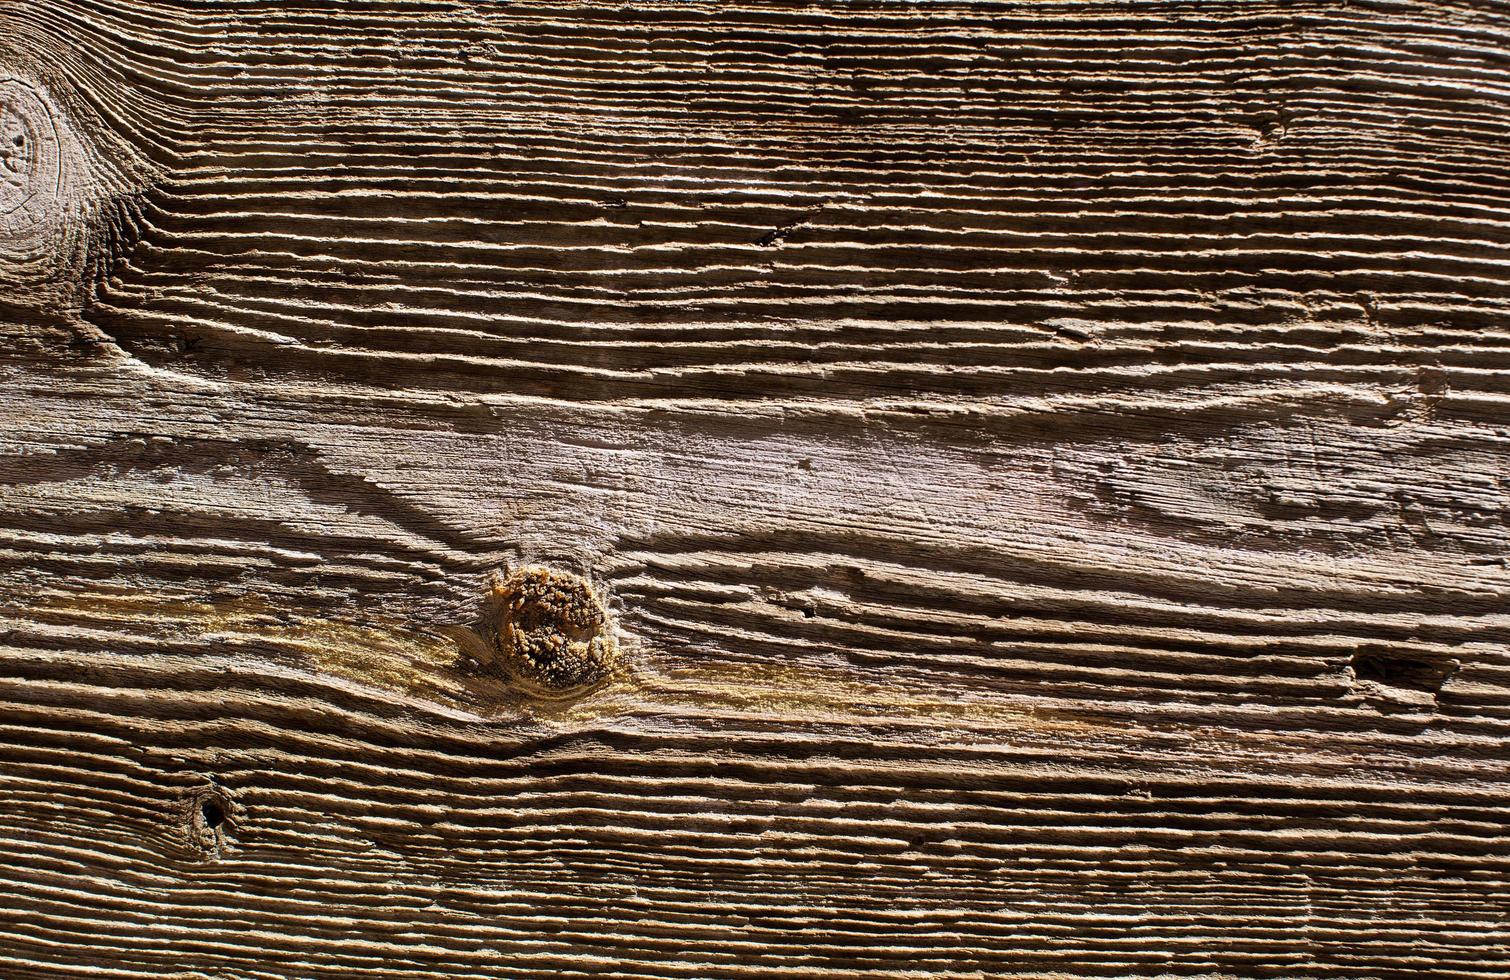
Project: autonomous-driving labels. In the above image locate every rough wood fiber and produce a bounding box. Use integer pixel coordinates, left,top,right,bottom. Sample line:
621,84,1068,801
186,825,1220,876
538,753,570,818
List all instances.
2,0,1510,976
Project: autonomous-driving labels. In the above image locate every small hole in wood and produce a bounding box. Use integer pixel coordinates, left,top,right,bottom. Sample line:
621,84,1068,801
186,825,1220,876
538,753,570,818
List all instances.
200,797,225,830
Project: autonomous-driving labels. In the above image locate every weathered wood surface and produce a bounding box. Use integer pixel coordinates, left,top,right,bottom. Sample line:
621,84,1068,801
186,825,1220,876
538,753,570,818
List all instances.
3,0,1510,976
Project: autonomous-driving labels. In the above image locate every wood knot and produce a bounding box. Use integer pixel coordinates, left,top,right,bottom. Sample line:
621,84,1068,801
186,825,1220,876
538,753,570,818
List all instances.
184,783,234,860
487,567,617,695
0,78,61,238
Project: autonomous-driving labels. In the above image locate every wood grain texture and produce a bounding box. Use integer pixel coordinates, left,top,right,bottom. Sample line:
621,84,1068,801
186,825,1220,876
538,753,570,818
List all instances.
3,0,1510,976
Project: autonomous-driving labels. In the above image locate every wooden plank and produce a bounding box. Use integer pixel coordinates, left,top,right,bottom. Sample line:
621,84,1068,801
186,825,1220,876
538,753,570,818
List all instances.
2,0,1509,976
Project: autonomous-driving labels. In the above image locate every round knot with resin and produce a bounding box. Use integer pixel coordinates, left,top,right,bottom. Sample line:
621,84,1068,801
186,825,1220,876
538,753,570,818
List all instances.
489,567,617,693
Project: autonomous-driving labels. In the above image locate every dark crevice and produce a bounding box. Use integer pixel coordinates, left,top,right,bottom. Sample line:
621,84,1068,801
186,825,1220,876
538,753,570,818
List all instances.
199,797,225,830
1351,651,1459,695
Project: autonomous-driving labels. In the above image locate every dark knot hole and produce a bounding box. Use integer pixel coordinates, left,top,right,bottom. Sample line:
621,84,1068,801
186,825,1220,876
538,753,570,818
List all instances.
200,797,226,830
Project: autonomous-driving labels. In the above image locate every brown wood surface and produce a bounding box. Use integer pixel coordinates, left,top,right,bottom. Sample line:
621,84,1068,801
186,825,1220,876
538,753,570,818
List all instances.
3,1,1510,976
